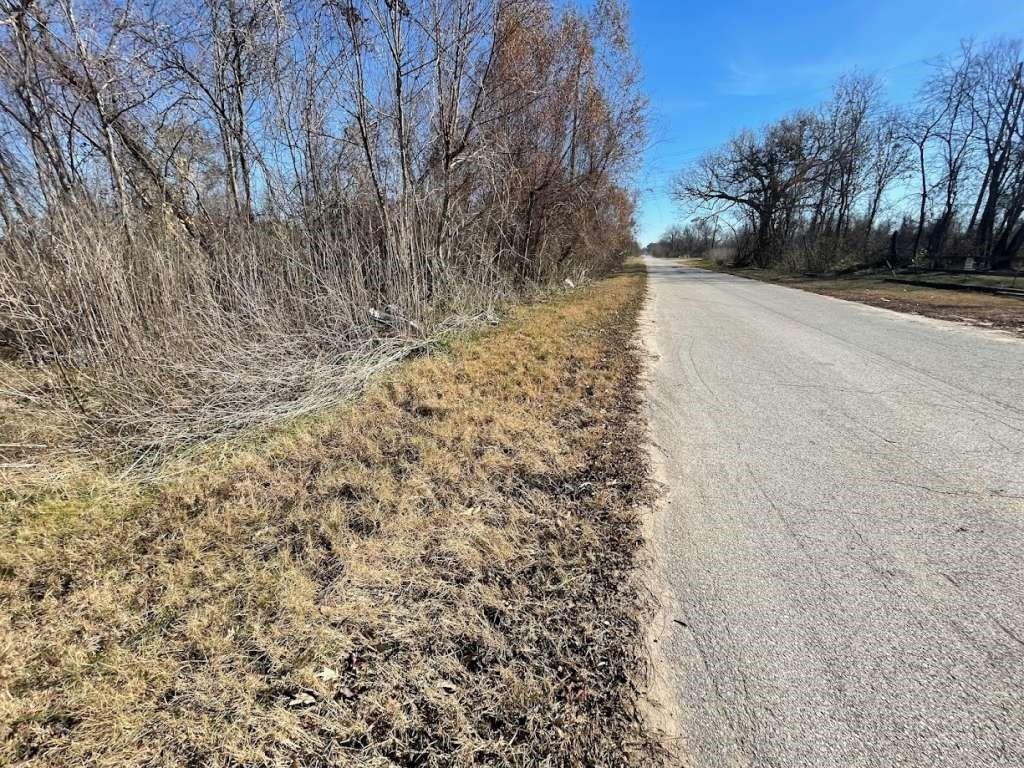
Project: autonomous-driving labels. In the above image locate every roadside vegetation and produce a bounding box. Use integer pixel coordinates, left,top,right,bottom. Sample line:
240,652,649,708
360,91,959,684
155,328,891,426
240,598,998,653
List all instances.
0,0,646,468
1,266,668,767
0,0,663,763
655,38,1024,276
686,257,1024,336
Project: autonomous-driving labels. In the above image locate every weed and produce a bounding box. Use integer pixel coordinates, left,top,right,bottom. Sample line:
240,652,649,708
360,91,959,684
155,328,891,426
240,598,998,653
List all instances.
1,269,666,767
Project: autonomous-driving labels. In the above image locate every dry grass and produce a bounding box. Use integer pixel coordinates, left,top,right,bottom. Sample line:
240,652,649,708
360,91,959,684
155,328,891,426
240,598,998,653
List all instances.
803,280,1024,335
1,266,666,767
1,208,530,469
885,271,1022,289
687,258,1024,336
0,366,69,467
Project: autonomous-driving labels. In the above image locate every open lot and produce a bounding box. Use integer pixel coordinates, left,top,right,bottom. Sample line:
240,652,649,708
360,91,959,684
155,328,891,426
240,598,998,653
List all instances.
687,258,1024,337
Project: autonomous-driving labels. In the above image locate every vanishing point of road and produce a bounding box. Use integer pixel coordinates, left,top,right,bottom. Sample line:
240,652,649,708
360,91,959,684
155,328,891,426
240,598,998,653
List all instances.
643,257,1024,767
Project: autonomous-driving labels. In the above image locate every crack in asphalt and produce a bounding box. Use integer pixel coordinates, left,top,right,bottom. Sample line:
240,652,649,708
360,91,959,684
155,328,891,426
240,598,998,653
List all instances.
643,257,1024,768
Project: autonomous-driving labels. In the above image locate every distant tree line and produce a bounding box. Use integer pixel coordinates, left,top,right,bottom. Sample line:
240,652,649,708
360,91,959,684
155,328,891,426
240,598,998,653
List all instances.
644,220,716,259
661,39,1024,273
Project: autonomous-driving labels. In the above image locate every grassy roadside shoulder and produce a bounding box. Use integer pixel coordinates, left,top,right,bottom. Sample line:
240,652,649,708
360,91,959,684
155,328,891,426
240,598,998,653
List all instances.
1,265,667,767
686,258,1024,337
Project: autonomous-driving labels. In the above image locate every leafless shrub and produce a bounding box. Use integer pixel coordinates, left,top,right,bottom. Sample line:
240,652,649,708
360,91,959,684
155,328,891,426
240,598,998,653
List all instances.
0,0,647,465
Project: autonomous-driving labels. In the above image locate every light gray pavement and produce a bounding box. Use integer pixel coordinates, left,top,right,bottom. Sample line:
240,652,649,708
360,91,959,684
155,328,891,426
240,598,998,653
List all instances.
642,257,1024,768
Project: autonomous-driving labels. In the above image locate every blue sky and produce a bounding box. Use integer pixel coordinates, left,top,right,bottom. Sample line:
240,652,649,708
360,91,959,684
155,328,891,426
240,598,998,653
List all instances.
632,0,1024,244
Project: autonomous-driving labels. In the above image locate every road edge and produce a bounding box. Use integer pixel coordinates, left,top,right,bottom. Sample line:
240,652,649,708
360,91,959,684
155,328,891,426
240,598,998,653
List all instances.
683,258,1024,344
637,256,688,763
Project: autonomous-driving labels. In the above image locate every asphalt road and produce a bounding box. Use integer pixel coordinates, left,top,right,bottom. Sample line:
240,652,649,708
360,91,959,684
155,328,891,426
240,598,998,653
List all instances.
642,257,1024,768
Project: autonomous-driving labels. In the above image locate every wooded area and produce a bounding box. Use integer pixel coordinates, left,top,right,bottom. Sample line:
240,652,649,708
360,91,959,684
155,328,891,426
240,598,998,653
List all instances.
662,39,1024,273
0,0,645,450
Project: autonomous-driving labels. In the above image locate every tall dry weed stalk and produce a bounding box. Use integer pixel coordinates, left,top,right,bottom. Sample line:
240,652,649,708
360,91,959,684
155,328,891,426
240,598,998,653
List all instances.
0,0,646,465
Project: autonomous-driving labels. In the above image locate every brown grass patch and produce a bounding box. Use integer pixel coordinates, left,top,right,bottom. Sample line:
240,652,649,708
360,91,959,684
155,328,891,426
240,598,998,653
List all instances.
687,259,1024,336
1,268,665,767
802,281,1024,335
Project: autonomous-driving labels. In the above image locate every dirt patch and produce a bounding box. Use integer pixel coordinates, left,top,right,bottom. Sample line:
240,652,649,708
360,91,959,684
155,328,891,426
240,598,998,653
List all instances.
1,269,667,767
687,259,1024,337
805,283,1024,336
636,295,687,762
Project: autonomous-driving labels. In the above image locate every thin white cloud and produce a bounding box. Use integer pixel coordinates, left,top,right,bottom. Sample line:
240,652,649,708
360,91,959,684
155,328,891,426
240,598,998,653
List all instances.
718,59,843,98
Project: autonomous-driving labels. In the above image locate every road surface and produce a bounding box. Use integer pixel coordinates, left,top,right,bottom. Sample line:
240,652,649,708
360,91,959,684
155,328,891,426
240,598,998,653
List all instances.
643,257,1024,767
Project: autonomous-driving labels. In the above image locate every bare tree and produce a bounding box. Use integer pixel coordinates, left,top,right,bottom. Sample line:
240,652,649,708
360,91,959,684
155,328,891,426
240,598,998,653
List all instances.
0,0,648,451
671,38,1024,272
863,109,910,252
966,41,1024,268
674,113,823,267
